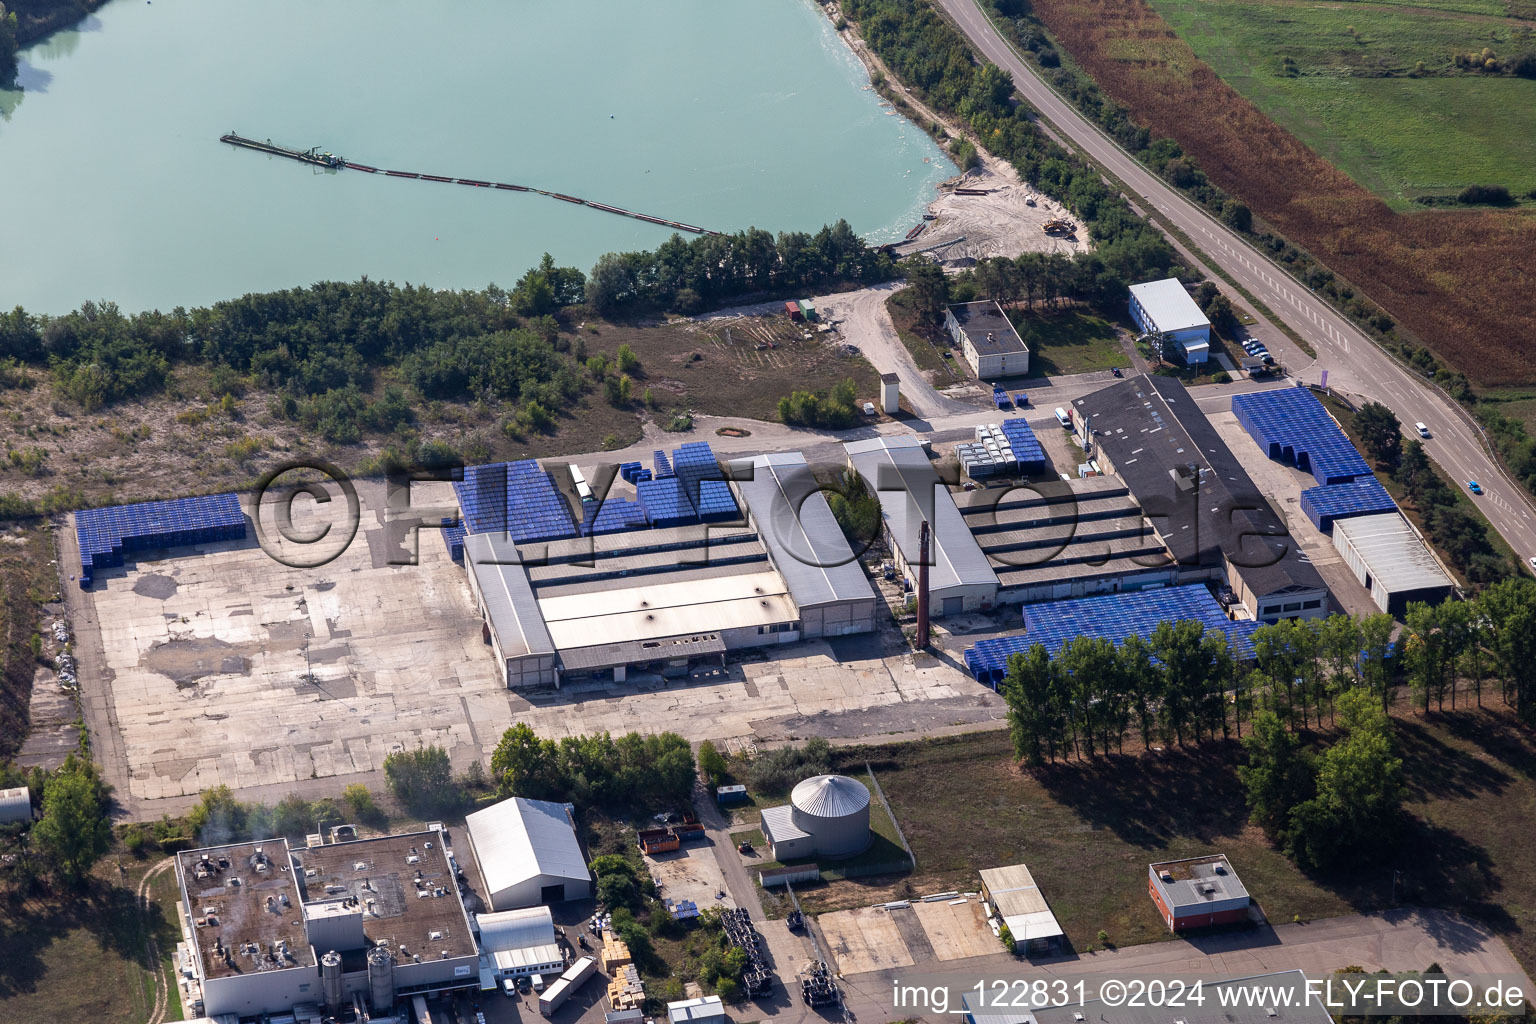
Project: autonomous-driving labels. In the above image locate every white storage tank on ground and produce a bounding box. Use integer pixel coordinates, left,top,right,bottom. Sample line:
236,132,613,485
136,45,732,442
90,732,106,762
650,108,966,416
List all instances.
789,774,871,858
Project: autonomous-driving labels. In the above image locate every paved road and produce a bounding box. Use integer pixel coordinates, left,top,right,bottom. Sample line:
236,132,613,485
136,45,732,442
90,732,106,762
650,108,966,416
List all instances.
934,0,1536,568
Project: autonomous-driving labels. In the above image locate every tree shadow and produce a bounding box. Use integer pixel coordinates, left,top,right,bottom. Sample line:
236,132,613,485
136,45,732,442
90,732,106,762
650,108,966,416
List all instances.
1393,718,1513,801
1032,742,1250,848
1436,709,1536,782
0,875,159,999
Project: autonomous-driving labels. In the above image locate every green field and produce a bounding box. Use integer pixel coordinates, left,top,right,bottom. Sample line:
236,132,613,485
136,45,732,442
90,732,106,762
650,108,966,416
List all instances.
1148,0,1536,205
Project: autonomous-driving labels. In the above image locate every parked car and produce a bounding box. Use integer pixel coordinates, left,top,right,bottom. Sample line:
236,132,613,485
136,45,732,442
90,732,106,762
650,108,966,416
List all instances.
1468,480,1483,495
1416,422,1431,438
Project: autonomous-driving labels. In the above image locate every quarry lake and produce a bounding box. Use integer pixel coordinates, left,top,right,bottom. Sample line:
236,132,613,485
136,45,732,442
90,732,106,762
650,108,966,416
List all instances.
0,0,954,314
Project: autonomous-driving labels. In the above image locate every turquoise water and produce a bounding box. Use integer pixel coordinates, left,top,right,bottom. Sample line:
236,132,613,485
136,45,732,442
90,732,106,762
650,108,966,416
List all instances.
0,0,954,314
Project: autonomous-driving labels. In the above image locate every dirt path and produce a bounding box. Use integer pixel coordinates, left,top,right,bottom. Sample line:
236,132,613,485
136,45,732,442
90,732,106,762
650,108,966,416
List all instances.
138,856,177,1024
814,284,975,421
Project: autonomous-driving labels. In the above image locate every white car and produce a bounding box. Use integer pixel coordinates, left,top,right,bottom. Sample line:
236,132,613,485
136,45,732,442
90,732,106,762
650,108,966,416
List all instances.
862,401,877,417
1529,556,1536,573
1415,422,1430,438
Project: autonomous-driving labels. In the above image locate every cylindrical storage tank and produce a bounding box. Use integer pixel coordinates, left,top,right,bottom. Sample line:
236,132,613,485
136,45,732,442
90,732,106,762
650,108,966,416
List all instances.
789,774,871,858
367,943,396,1014
321,950,344,1012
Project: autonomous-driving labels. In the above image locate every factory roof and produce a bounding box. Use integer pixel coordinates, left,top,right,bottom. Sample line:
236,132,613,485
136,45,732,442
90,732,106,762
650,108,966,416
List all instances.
176,839,314,981
1332,513,1454,595
844,435,996,596
1149,854,1249,911
734,452,878,610
290,829,476,960
477,906,562,972
1073,375,1325,599
668,996,727,1024
1129,278,1210,334
465,798,590,899
465,533,557,661
978,863,1064,943
538,570,796,651
947,301,1029,355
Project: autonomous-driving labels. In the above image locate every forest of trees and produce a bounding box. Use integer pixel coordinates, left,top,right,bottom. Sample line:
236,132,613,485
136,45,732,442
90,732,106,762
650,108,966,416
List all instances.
489,724,696,810
585,219,895,314
1001,577,1536,767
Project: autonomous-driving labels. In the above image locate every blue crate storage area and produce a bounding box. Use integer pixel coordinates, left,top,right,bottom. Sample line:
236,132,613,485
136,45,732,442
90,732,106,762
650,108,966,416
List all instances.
962,585,1262,688
75,493,246,587
1300,477,1398,533
1231,387,1370,486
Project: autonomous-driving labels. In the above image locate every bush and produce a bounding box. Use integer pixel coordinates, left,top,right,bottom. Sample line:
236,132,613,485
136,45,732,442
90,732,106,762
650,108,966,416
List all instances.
745,738,832,796
1458,184,1513,206
697,740,729,785
1212,370,1232,384
383,745,459,816
343,783,383,825
123,825,152,859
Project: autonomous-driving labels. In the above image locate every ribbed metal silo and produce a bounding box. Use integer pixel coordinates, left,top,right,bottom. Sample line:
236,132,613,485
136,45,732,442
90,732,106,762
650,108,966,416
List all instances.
321,949,344,1012
367,943,396,1013
789,774,871,858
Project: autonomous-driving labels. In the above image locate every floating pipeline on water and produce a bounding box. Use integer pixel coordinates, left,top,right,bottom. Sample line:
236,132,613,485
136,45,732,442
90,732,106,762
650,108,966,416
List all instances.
219,131,718,235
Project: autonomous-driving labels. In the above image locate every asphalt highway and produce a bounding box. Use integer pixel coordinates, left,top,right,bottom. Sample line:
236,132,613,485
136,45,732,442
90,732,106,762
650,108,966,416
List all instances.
935,0,1536,569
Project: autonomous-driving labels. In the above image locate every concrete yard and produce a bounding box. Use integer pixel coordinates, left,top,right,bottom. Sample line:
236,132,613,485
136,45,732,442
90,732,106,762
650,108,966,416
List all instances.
63,480,1009,818
817,907,916,975
646,839,737,914
910,896,998,961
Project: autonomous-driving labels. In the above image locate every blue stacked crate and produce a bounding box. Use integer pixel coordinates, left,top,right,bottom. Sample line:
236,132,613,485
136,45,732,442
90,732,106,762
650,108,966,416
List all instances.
694,480,739,523
999,417,1047,476
961,585,1263,688
634,468,653,482
1299,476,1397,532
652,450,674,479
581,497,649,536
74,493,246,587
993,388,1011,410
1231,388,1370,486
452,461,577,543
636,477,697,528
618,461,645,484
671,441,722,509
441,517,467,563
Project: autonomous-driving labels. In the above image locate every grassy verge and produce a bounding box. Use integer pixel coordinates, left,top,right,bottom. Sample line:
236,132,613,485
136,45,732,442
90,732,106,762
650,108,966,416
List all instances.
1319,393,1523,582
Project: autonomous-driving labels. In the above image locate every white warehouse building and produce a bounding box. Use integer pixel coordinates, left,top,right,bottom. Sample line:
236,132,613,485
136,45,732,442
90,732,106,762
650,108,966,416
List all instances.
465,797,592,910
1331,512,1455,615
1129,278,1210,365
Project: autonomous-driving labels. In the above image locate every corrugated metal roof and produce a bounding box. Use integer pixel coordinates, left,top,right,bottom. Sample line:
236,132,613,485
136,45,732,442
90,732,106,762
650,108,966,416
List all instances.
479,906,558,953
734,452,877,610
760,804,811,843
537,571,795,652
1129,278,1210,334
791,774,870,817
979,863,1064,941
843,436,997,597
1333,513,1454,594
465,533,557,660
0,786,30,823
466,798,590,899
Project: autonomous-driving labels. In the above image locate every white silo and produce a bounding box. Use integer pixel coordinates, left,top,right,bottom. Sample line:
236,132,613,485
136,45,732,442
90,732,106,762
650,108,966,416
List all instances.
367,943,396,1013
789,774,871,858
321,950,344,1012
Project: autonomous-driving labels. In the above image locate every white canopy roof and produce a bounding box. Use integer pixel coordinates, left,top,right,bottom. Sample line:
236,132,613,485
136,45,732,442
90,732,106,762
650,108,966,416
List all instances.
466,797,590,898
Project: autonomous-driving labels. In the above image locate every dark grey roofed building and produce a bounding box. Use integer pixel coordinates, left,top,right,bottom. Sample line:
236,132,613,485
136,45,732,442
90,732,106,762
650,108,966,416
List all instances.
1072,375,1329,623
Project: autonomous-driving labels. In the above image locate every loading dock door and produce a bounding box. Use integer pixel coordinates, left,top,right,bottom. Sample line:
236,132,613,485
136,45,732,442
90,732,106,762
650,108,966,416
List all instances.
540,883,564,904
942,597,962,617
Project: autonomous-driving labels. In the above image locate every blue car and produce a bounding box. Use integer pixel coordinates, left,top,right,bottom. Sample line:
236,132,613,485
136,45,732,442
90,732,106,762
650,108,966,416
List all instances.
1468,480,1483,495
